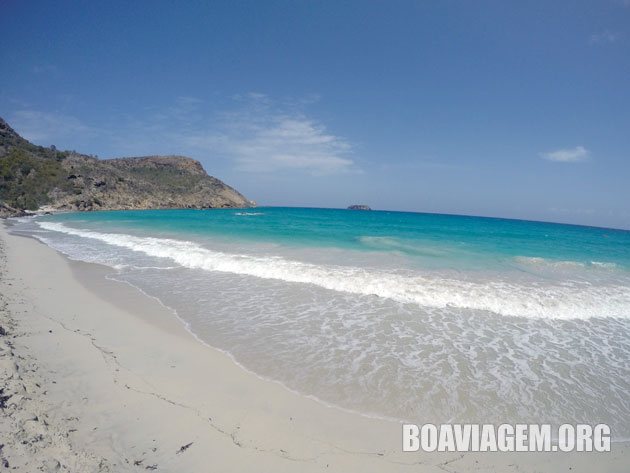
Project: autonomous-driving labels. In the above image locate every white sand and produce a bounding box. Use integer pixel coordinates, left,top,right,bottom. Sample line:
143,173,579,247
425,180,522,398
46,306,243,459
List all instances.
1,222,628,472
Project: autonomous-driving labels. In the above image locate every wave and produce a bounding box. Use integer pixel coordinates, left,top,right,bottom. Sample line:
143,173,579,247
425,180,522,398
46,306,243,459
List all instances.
358,236,448,257
235,212,264,216
591,261,619,269
38,222,630,320
514,256,619,271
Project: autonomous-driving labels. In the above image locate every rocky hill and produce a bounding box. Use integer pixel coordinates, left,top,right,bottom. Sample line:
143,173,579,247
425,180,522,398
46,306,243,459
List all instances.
0,117,253,216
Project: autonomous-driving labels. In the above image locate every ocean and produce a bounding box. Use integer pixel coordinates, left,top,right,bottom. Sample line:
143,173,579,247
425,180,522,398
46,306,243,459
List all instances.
10,207,630,438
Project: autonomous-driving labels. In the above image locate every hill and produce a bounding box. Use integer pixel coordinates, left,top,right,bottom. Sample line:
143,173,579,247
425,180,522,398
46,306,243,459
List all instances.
0,117,253,217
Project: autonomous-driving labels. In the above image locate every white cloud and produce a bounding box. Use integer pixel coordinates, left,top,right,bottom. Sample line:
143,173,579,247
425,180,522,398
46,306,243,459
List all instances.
178,95,356,175
232,92,271,105
9,110,94,143
540,146,590,163
32,64,59,75
9,95,357,176
589,30,620,45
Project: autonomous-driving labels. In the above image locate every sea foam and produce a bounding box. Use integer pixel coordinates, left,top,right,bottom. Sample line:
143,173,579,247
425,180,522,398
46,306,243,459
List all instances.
38,221,630,320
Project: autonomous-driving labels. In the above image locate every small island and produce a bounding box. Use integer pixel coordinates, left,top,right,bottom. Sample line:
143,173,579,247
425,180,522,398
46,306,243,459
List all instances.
347,204,372,210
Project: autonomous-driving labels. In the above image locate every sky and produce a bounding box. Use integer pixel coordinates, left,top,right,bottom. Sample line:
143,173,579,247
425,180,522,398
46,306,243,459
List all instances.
1,1,629,229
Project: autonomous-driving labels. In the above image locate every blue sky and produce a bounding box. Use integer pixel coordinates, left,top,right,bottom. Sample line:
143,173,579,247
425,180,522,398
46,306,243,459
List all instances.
1,1,629,228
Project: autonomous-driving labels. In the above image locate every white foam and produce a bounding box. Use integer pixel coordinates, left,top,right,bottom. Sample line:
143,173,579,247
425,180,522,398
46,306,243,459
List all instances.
38,221,630,320
9,216,36,223
515,256,621,272
592,261,619,269
514,256,586,269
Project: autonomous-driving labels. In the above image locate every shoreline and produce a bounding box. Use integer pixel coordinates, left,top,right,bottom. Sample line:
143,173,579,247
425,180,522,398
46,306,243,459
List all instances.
10,221,406,426
104,274,407,427
1,222,629,472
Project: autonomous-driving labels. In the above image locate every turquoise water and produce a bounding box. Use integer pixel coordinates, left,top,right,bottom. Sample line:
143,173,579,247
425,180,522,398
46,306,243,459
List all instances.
36,207,630,271
11,208,630,438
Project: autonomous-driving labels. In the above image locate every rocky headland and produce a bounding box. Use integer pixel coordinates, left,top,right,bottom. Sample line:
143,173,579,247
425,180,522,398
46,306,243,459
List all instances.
0,117,253,217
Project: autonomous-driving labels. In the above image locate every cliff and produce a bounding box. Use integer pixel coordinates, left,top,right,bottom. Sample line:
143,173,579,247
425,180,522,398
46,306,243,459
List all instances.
0,117,253,215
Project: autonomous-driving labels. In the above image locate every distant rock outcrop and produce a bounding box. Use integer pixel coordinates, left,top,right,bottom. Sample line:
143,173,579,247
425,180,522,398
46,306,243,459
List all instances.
0,202,28,219
347,204,371,210
0,117,254,216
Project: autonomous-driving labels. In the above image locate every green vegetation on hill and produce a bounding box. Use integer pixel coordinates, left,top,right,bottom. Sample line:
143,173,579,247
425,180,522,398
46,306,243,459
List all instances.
0,117,252,215
0,148,74,210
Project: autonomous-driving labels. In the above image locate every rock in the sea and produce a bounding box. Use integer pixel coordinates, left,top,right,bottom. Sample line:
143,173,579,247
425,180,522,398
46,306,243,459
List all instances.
347,204,372,210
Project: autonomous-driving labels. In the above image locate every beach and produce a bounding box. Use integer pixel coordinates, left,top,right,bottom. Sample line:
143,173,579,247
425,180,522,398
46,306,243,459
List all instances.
3,1,628,469
1,221,629,472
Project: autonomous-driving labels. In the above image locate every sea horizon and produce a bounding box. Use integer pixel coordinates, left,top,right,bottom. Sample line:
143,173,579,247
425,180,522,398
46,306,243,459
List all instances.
38,205,630,233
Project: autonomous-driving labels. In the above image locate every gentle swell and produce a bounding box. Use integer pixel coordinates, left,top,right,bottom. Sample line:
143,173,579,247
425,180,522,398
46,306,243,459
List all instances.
39,222,630,320
514,256,619,271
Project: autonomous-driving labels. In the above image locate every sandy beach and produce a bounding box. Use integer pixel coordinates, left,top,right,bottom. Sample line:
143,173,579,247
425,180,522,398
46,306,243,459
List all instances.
1,221,629,472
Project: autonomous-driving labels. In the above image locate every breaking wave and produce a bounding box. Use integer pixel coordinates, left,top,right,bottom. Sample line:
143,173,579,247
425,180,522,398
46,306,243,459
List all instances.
38,222,630,320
